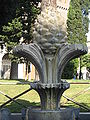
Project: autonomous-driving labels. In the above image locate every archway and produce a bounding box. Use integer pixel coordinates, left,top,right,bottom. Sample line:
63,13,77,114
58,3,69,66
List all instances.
2,53,11,79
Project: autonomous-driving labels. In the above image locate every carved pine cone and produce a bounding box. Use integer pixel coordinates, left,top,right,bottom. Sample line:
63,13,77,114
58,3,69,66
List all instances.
33,6,67,54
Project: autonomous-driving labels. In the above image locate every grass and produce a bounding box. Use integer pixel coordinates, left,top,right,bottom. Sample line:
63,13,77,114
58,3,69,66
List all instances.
0,79,90,83
0,84,40,112
0,79,27,83
61,84,90,112
0,79,90,112
66,79,90,83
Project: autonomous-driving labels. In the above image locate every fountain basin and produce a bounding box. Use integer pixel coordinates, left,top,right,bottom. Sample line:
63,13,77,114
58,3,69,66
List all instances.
26,108,79,120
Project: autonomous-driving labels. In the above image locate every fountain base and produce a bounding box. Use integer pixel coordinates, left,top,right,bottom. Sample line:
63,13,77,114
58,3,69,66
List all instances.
26,108,80,120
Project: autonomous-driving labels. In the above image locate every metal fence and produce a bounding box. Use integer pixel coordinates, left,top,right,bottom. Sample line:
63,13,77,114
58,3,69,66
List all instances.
0,82,90,112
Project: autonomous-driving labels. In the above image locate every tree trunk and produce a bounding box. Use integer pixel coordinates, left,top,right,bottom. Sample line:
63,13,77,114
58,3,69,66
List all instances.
79,57,82,79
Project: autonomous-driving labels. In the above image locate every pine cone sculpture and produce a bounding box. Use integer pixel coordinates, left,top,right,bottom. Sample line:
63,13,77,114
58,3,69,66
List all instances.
33,1,70,54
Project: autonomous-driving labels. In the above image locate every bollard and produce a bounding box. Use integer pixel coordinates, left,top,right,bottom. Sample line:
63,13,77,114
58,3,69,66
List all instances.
0,108,11,120
21,108,27,120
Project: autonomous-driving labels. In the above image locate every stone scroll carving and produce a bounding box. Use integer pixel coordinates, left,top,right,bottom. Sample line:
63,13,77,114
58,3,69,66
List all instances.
14,43,87,84
56,44,88,82
14,43,46,83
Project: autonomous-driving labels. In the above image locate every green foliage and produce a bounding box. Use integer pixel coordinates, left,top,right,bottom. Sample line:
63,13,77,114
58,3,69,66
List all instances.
0,0,40,65
17,0,40,42
0,0,17,32
67,0,89,44
80,0,90,34
62,58,79,79
80,0,90,15
0,17,22,51
72,58,79,73
64,0,90,79
81,54,90,71
0,0,40,51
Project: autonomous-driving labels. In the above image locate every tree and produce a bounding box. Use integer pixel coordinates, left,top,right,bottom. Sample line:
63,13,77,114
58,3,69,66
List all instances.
0,0,19,33
62,58,79,79
0,0,40,79
80,0,90,37
0,0,40,49
67,0,87,44
17,0,40,43
0,17,22,52
0,0,40,54
81,54,90,71
62,0,90,79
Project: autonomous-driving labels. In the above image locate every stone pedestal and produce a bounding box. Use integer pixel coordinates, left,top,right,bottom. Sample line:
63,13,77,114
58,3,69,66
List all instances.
14,43,87,120
30,81,69,110
25,82,79,120
0,108,11,120
26,108,80,120
13,1,88,119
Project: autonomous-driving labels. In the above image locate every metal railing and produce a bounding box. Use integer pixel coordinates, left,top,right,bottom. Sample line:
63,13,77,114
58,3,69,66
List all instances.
0,82,90,111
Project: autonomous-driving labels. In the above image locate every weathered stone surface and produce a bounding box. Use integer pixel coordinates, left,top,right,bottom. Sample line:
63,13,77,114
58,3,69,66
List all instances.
13,42,87,119
33,6,67,53
0,108,11,120
30,81,69,110
25,108,78,120
13,1,88,120
32,0,70,53
13,43,45,83
13,43,87,83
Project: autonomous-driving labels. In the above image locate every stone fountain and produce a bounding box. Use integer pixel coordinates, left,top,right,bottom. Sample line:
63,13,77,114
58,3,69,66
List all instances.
14,0,87,120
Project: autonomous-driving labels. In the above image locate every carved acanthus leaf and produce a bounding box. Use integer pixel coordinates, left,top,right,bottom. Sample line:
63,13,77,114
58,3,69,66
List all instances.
13,43,46,82
56,44,88,82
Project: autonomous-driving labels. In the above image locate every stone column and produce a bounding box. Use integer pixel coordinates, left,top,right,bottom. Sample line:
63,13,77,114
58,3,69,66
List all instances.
30,81,69,110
